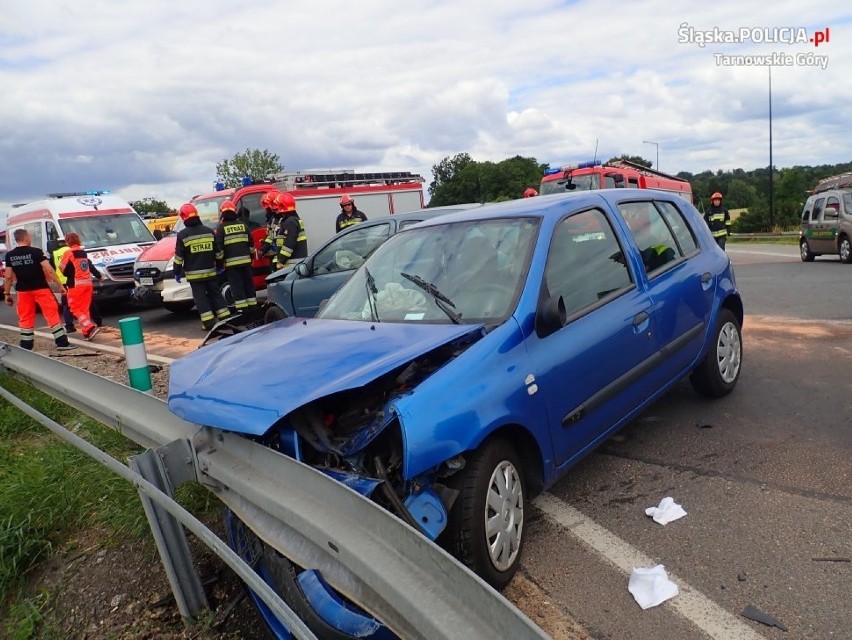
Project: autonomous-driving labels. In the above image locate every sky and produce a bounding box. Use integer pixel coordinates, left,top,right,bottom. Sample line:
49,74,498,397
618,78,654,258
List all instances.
1,0,849,223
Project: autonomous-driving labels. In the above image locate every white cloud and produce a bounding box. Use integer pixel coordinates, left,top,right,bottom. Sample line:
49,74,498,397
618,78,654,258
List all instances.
0,0,849,214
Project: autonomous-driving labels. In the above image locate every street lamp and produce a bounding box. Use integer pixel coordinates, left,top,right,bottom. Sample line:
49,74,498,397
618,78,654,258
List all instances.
642,140,659,170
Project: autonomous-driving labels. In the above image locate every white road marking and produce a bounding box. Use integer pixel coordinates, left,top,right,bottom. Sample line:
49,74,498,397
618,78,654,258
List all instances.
725,248,800,260
534,493,767,640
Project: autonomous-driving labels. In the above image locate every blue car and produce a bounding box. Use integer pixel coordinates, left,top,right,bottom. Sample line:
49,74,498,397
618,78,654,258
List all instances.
263,205,483,322
169,190,743,637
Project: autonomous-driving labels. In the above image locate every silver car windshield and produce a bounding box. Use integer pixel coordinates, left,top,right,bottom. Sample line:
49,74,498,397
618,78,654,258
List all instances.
318,217,539,324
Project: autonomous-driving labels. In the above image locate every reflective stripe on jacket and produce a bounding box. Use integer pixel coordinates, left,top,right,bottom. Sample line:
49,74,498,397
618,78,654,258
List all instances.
215,218,253,267
175,219,221,281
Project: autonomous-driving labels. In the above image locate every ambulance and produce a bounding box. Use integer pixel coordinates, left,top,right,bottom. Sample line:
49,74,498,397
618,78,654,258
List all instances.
6,192,157,302
133,169,426,312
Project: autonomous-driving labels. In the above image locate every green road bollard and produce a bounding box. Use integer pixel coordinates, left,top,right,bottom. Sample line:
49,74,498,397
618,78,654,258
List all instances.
119,317,153,394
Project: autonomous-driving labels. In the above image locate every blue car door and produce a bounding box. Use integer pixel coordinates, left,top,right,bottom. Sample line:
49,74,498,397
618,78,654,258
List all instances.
615,199,715,382
525,207,659,467
292,222,393,317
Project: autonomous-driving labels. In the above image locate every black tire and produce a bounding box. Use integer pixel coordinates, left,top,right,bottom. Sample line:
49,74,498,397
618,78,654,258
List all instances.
224,508,363,640
221,281,235,307
163,300,194,313
839,235,852,264
264,305,287,324
442,437,525,589
800,240,815,262
690,308,742,398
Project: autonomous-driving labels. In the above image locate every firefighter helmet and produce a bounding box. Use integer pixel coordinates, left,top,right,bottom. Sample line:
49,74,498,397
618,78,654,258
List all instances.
274,192,297,213
523,188,538,198
711,192,723,200
260,190,277,209
179,203,199,221
339,194,355,208
220,200,236,213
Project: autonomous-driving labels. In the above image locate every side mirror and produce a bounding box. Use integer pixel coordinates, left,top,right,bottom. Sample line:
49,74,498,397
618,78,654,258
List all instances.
535,294,567,338
825,206,839,219
296,261,311,277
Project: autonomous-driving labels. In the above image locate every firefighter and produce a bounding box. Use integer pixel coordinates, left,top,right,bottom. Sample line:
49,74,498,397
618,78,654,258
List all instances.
705,192,732,250
57,232,103,341
335,194,368,234
260,190,280,260
272,192,308,269
215,199,257,316
174,203,232,331
49,236,76,332
3,228,76,351
523,188,538,198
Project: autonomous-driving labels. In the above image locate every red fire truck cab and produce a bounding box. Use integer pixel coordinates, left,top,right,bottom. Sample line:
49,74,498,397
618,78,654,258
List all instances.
540,159,693,202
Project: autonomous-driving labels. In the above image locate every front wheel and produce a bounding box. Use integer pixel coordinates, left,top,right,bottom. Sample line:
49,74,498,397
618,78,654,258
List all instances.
264,305,287,324
442,438,525,589
800,240,815,262
690,308,742,398
839,236,852,264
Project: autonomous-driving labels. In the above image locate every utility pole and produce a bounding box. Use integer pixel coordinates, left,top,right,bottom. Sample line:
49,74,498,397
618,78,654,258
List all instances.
642,141,660,171
769,66,775,229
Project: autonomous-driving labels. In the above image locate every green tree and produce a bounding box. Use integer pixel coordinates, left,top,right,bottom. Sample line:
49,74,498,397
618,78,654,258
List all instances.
129,197,172,216
429,154,546,206
216,148,284,188
606,155,653,168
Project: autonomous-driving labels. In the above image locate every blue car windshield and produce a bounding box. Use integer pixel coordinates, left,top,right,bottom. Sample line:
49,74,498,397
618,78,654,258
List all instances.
318,217,539,324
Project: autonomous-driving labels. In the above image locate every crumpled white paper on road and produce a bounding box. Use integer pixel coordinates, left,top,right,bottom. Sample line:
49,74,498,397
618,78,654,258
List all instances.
644,496,687,525
628,564,679,609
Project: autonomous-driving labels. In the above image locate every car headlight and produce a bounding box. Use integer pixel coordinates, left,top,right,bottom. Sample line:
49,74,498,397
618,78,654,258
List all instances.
163,256,175,278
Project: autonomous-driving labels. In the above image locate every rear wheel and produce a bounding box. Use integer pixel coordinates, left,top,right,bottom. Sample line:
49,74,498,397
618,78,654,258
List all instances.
839,236,852,264
442,437,525,589
800,240,815,262
690,308,742,398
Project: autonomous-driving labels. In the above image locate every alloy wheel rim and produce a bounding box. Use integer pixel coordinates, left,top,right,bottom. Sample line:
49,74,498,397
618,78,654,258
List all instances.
484,460,523,571
717,321,742,383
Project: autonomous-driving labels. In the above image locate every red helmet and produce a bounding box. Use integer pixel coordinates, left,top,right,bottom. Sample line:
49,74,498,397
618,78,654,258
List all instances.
179,203,198,221
339,194,355,208
523,188,538,198
220,200,236,213
260,190,277,209
711,192,723,200
274,192,296,213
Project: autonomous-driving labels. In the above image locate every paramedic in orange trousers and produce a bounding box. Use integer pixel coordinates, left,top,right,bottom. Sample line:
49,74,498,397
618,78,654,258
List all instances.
3,229,76,351
57,232,103,341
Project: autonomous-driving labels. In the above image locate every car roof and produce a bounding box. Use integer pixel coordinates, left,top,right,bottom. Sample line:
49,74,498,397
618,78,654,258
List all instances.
409,190,693,229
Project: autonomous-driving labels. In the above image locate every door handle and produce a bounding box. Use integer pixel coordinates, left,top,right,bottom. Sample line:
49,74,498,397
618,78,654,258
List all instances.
633,311,649,327
701,272,712,283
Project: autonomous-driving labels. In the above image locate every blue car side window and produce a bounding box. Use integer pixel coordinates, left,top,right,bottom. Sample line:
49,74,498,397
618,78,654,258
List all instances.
315,223,391,274
544,208,632,318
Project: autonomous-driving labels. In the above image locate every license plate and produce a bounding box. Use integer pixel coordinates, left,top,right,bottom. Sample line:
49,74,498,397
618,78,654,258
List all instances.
139,277,154,286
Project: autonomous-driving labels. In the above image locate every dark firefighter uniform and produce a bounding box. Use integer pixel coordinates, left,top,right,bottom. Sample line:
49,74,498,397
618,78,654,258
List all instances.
704,204,732,249
274,212,309,269
174,215,232,330
215,206,257,315
335,208,368,234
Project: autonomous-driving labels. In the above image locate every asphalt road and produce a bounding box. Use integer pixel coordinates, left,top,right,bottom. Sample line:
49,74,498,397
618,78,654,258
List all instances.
1,244,849,639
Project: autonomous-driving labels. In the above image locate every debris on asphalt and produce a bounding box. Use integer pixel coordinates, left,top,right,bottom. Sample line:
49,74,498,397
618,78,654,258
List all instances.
644,496,687,525
737,572,748,582
697,423,713,429
628,565,678,609
741,604,788,631
811,557,850,563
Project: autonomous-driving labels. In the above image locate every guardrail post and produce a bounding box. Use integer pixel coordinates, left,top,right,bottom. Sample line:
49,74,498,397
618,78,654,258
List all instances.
119,317,153,393
130,441,209,621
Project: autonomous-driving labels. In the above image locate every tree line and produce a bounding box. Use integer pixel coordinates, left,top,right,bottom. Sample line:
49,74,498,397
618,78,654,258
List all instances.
429,152,852,233
132,148,852,234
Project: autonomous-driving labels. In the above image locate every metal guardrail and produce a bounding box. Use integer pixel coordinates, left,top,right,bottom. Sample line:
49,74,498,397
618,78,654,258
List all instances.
0,343,548,640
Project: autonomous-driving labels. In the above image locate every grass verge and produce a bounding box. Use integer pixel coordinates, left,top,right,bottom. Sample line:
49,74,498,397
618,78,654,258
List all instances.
0,373,217,639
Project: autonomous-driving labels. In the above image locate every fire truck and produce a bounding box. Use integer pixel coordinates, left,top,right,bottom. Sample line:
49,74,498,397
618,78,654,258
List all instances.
133,170,425,312
540,159,693,201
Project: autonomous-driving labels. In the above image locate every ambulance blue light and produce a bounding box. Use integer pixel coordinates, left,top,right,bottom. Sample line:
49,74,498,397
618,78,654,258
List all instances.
544,168,562,176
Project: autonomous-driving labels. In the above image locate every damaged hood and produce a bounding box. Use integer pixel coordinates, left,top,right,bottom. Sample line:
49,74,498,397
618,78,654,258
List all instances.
168,317,483,435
